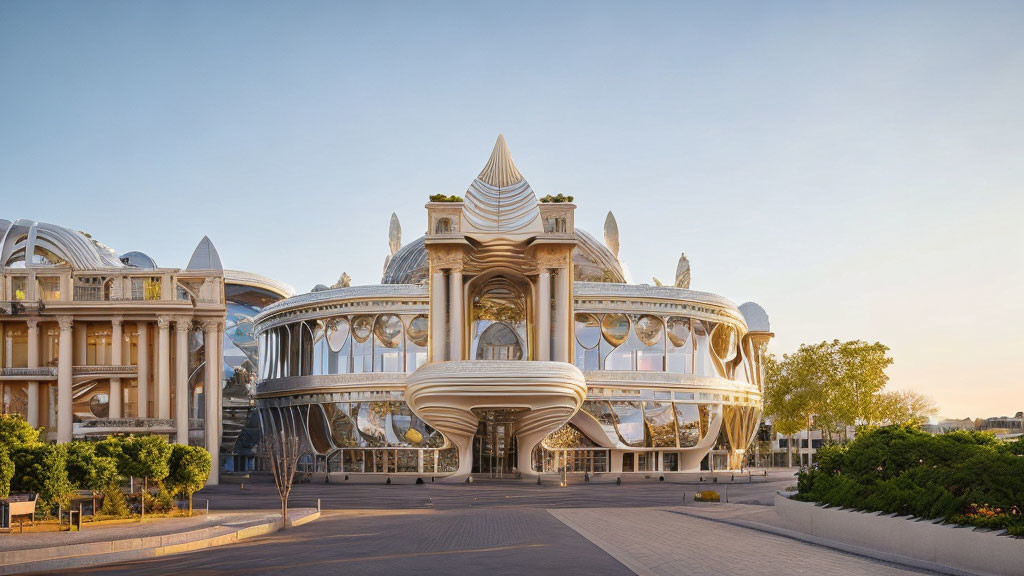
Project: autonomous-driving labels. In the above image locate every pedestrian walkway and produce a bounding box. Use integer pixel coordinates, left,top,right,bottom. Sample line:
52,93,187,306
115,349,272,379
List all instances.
550,506,939,576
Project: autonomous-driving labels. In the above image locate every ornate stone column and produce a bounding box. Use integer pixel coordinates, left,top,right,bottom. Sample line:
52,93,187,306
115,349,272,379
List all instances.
57,316,74,443
430,270,447,362
26,319,39,428
137,321,149,418
448,266,463,361
174,317,191,445
109,317,123,419
203,320,221,484
553,268,570,363
157,316,171,419
536,271,551,361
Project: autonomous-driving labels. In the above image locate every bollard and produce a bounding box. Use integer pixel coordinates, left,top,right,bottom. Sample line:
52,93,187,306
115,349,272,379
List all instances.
206,499,210,516
616,476,622,486
317,498,321,513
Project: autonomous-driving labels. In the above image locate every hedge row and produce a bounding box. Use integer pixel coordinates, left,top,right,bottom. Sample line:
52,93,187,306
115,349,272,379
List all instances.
796,426,1024,537
0,414,210,515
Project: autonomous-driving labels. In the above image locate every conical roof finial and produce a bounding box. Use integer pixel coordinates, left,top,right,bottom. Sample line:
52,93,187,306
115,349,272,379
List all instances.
388,212,401,256
604,211,620,259
477,134,524,188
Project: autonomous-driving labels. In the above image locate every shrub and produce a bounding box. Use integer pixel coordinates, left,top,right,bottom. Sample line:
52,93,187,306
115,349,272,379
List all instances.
0,414,40,448
539,193,574,203
428,194,462,202
99,483,130,517
796,425,1024,536
0,447,13,500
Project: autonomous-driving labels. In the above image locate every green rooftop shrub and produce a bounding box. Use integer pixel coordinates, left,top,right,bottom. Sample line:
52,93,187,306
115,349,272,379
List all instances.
539,193,574,203
429,194,462,202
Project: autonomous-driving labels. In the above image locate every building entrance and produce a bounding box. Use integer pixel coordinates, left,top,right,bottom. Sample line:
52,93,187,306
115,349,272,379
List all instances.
471,409,520,478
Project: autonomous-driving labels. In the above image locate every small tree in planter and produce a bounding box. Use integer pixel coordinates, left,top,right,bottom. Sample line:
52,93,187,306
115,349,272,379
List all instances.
65,442,119,514
167,445,211,516
113,435,171,519
259,428,301,528
12,443,75,516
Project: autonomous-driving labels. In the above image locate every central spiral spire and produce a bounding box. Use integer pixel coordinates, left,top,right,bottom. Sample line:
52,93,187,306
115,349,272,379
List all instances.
463,134,540,233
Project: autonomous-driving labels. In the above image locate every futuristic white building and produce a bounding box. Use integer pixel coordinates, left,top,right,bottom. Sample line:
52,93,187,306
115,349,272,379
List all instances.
252,136,773,479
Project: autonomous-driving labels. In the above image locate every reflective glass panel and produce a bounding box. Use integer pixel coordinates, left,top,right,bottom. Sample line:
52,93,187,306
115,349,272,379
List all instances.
643,402,676,447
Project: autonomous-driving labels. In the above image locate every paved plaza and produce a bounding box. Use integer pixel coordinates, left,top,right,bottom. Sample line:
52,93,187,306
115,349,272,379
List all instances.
45,472,941,576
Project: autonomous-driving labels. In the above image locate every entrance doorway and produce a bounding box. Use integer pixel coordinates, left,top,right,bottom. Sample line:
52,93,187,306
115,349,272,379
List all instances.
471,409,520,478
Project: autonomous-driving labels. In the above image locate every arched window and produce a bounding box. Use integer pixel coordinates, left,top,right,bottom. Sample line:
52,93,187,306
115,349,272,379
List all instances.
434,217,453,234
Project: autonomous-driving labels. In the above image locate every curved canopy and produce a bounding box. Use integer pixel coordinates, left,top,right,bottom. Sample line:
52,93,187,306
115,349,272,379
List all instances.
0,218,123,269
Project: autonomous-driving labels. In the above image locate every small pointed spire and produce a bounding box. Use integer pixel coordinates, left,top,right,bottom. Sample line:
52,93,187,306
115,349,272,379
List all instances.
388,213,402,256
675,252,691,289
186,236,222,271
604,211,620,259
477,134,524,188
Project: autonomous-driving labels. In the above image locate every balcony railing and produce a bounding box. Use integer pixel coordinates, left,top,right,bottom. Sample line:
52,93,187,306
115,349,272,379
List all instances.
72,365,138,376
73,286,106,301
0,367,57,377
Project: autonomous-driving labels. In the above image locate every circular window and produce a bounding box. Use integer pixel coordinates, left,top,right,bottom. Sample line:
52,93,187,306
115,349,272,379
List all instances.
575,314,601,349
90,393,109,418
711,323,738,362
352,316,373,343
634,315,663,346
407,315,428,347
326,318,350,352
373,314,403,348
666,316,691,348
601,314,630,347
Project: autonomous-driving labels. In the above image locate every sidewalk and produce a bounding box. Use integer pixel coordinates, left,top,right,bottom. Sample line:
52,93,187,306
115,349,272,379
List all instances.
0,508,319,575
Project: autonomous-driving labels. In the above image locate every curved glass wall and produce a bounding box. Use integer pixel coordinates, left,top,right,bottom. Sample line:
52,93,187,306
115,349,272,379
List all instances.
258,396,456,474
574,312,743,379
261,313,428,379
578,399,718,449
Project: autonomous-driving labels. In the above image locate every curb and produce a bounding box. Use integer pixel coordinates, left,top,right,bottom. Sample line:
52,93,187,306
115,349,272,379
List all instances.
0,509,320,575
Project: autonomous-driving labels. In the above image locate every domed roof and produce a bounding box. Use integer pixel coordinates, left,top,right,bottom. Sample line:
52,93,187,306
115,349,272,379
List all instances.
0,218,123,269
461,135,541,234
739,302,771,332
120,251,157,269
381,229,625,285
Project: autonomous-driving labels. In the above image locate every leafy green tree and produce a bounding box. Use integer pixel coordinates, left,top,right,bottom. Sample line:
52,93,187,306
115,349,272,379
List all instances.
0,447,14,500
12,444,75,513
167,445,211,515
65,442,119,492
870,390,939,426
0,414,40,448
764,340,894,453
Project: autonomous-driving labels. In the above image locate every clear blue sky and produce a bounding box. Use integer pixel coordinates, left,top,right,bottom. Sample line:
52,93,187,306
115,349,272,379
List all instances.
3,1,1022,418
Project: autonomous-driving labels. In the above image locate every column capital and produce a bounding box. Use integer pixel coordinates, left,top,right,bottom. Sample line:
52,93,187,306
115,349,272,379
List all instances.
56,316,74,331
25,318,40,330
111,316,124,327
173,317,193,333
157,315,172,329
201,319,223,332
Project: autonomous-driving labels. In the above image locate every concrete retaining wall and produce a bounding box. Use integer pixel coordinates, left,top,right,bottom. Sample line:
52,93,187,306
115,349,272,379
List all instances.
775,494,1022,576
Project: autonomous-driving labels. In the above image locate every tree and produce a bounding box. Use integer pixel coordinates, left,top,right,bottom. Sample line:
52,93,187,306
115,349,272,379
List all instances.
167,445,211,516
871,390,938,426
109,435,171,519
0,447,14,500
65,442,119,492
763,353,811,466
0,414,40,448
764,340,894,455
259,422,301,527
12,444,75,513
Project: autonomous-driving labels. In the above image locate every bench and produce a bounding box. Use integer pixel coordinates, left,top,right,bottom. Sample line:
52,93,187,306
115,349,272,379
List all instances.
4,493,38,532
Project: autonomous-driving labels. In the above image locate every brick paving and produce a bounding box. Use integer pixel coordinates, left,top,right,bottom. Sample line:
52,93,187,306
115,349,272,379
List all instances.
44,471,941,576
551,507,939,576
